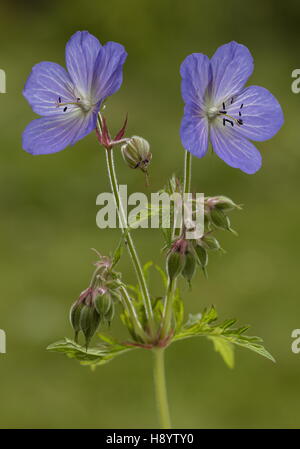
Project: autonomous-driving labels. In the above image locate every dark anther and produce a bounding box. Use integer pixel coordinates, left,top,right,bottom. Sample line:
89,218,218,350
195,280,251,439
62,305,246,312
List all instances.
237,119,243,125
222,102,226,110
63,106,67,112
77,98,80,101
231,97,234,104
219,110,227,114
239,111,242,116
223,118,234,127
58,97,61,103
240,103,244,109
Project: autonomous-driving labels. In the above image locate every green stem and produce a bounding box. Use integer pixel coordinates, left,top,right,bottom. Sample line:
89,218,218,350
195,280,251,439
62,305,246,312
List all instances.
183,150,192,194
153,348,171,429
160,279,175,338
104,146,156,337
119,285,148,341
161,151,192,338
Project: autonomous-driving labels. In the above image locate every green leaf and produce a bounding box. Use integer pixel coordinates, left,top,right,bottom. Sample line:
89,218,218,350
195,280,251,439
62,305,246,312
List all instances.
208,336,235,369
173,307,275,366
46,337,135,368
201,306,218,324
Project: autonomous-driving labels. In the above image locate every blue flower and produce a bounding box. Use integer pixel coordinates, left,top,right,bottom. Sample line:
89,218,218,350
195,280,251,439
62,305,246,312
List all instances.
180,41,284,174
23,31,127,155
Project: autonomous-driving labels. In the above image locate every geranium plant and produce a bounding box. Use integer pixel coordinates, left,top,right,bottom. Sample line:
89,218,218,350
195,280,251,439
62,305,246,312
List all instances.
22,31,283,428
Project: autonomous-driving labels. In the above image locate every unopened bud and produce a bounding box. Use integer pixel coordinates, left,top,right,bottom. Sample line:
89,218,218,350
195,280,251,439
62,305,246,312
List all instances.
79,304,101,349
201,235,221,251
210,207,231,231
166,239,188,281
182,250,197,285
121,136,152,172
207,196,241,212
93,289,112,316
166,252,184,281
69,301,85,342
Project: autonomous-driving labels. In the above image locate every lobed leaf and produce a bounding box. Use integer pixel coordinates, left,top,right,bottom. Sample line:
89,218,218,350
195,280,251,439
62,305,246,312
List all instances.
46,337,135,368
173,306,275,366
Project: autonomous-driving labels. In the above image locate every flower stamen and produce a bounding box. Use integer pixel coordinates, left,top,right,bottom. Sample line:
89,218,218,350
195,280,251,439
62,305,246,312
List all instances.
218,101,244,127
56,96,81,112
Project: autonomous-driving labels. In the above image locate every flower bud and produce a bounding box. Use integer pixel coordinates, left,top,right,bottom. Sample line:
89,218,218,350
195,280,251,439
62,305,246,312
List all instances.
93,289,112,316
210,207,231,231
166,239,188,281
181,250,197,285
201,235,221,251
79,304,101,349
121,136,152,172
69,301,85,342
206,195,241,212
166,251,185,281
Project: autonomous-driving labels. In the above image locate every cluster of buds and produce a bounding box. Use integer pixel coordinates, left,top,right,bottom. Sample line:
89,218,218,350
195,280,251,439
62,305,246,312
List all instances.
166,231,226,285
163,188,241,284
166,238,196,286
204,195,241,233
121,136,152,175
69,254,121,348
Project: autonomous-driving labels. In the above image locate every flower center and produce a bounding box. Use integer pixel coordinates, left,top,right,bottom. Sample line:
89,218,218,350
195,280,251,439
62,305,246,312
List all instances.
206,99,244,128
56,96,93,113
206,106,219,119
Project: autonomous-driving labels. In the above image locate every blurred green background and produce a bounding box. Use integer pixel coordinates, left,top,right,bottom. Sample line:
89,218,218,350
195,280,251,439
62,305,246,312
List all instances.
0,0,299,429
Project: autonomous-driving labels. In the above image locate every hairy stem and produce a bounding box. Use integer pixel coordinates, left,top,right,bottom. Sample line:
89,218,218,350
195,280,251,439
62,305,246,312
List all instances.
104,145,156,337
153,348,171,429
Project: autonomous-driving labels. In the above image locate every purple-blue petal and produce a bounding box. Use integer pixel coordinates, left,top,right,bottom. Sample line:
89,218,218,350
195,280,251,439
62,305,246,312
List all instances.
180,53,211,110
210,41,254,105
226,85,284,141
65,31,102,97
23,62,74,116
92,42,127,102
22,110,97,155
210,123,262,174
180,104,209,158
